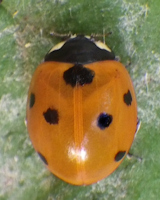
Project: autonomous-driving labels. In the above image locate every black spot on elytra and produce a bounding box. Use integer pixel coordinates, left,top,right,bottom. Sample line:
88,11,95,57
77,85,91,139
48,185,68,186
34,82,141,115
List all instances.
115,151,126,162
123,90,132,106
29,93,35,108
63,64,95,87
97,113,113,130
38,152,48,165
43,108,59,124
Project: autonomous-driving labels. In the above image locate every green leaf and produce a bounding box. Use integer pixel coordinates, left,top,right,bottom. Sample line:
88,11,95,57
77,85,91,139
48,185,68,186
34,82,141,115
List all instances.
0,0,160,199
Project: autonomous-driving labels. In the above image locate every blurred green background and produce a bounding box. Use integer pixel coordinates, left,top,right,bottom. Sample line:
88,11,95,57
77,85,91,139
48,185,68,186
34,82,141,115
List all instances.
0,0,160,199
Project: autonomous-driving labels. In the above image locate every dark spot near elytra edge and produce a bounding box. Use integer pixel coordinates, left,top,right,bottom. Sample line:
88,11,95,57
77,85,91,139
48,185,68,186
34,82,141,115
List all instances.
38,152,48,165
43,108,59,124
115,151,126,162
123,90,132,106
29,93,35,108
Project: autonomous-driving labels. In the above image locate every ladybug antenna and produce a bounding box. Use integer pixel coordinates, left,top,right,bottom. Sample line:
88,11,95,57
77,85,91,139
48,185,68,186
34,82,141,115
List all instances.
50,31,72,40
90,29,112,44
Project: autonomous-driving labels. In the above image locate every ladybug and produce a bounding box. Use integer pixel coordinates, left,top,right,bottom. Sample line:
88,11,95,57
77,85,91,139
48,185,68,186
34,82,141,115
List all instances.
26,35,138,185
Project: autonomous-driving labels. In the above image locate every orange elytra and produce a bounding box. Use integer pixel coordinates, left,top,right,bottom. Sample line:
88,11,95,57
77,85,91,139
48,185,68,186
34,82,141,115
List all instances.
26,35,138,185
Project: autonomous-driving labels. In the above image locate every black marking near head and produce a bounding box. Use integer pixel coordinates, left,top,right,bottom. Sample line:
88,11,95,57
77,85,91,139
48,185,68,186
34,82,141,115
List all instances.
115,151,126,162
97,113,113,130
43,108,59,124
38,152,48,165
44,35,115,64
29,93,35,108
63,64,95,87
123,90,132,106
